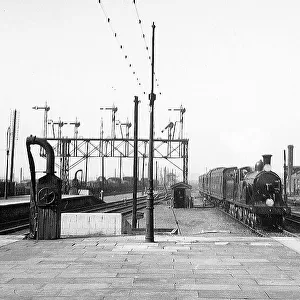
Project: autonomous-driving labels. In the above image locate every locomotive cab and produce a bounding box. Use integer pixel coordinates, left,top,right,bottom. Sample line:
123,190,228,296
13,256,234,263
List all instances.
236,166,252,203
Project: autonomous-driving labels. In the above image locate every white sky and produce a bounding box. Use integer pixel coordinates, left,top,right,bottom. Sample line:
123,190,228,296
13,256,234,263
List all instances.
1,0,300,181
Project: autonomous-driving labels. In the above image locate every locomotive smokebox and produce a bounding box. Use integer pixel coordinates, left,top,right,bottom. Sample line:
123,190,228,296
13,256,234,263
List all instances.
262,154,272,171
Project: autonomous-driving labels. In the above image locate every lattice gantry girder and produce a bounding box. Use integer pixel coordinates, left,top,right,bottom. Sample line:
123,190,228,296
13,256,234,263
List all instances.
47,138,188,158
44,137,189,182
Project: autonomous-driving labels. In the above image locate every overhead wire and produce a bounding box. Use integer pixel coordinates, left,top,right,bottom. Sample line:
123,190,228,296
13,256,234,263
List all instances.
133,2,151,62
98,0,146,94
132,0,162,95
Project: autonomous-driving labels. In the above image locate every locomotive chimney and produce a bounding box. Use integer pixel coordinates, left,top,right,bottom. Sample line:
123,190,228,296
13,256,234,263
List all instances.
288,145,294,195
262,154,272,166
262,154,272,171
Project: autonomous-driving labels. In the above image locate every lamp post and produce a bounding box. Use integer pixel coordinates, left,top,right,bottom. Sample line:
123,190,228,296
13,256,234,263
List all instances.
145,22,156,243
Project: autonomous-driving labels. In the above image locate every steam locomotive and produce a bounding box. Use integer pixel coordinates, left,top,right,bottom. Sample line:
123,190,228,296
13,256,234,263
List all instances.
199,155,291,228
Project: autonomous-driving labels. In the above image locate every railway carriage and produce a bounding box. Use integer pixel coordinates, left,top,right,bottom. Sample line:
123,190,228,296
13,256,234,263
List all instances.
198,173,208,196
209,168,224,199
206,167,237,200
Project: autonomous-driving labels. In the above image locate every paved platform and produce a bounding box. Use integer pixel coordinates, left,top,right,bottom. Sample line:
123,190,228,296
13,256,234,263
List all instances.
0,234,300,299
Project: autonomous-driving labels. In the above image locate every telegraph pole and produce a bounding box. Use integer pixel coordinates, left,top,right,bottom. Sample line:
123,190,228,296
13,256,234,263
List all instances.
100,117,105,192
9,110,17,183
119,156,122,183
155,161,158,191
145,22,156,243
85,143,89,186
4,127,11,199
132,96,139,229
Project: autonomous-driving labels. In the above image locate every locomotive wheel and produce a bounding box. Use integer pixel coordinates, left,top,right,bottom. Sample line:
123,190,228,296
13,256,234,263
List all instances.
242,208,247,223
225,202,230,213
242,207,246,223
245,210,249,225
249,213,252,227
229,205,233,216
236,207,240,220
250,213,254,228
238,208,242,221
253,213,257,228
277,216,285,227
249,213,257,228
244,211,247,224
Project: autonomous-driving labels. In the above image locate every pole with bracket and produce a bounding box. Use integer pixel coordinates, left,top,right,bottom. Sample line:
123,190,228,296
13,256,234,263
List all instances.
132,96,140,229
145,22,156,243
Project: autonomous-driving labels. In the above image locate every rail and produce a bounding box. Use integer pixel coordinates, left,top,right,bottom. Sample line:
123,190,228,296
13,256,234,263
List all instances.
285,213,300,225
216,206,300,238
0,192,170,235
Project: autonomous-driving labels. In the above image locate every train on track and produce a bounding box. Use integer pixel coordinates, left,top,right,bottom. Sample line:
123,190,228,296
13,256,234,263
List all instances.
199,154,291,228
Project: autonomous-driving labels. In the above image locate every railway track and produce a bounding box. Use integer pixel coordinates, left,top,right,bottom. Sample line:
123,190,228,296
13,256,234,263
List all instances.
0,192,170,235
216,205,300,238
215,206,265,237
286,213,300,226
0,219,30,235
283,213,300,237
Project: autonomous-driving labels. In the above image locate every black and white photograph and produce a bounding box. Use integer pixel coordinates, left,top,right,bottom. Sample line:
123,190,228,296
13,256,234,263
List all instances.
1,1,300,299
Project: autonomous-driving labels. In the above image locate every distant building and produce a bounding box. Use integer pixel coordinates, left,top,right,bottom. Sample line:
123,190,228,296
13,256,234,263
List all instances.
107,177,121,185
122,176,134,185
96,176,107,184
166,172,177,187
290,167,300,195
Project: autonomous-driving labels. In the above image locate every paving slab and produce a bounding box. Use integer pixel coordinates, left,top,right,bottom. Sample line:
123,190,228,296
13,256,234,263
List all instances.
0,234,300,299
0,235,24,247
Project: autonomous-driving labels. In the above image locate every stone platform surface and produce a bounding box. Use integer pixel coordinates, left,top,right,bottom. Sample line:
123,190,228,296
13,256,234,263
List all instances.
0,234,300,299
